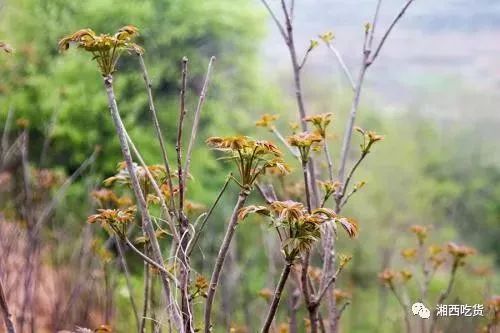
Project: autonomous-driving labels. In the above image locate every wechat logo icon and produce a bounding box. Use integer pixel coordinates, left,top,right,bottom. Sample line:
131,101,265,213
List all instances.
412,302,431,319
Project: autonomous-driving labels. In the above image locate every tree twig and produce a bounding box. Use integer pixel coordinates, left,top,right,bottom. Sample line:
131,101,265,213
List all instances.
1,105,14,160
176,57,188,217
429,260,459,333
34,147,99,232
183,56,215,187
122,237,179,285
103,74,183,331
323,42,355,91
123,130,179,241
389,284,411,333
261,261,293,332
0,276,16,333
369,0,416,65
115,238,140,331
259,0,288,40
138,53,176,211
204,190,249,332
188,172,232,256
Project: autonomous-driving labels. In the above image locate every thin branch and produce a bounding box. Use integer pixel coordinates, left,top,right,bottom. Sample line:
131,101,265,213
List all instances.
314,264,345,305
34,147,99,232
140,246,151,333
123,130,179,242
116,238,140,331
336,43,370,192
39,106,61,166
1,105,14,159
123,237,179,285
323,141,335,182
339,185,360,209
103,75,183,330
367,0,383,50
270,126,299,158
324,42,355,91
335,301,351,320
176,57,188,216
298,49,312,70
188,172,232,256
302,160,312,213
138,53,176,211
261,262,293,333
369,0,416,65
0,277,15,333
204,190,250,333
0,134,22,169
389,284,411,333
183,56,215,187
260,0,288,41
290,0,295,21
340,151,367,201
430,260,459,333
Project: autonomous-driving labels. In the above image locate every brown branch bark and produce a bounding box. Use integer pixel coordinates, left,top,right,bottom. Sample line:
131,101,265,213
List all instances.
103,75,183,331
175,57,195,333
261,262,293,333
204,190,249,332
429,260,459,333
138,54,176,211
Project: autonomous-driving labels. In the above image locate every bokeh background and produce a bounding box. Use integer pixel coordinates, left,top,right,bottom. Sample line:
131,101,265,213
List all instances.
0,0,498,332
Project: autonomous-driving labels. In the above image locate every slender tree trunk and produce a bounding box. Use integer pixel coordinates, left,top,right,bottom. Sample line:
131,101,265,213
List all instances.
103,75,183,331
261,262,292,333
204,191,249,332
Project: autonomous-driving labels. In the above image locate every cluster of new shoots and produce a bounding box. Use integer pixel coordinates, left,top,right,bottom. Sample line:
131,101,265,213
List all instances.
239,201,357,262
58,25,143,76
206,136,289,189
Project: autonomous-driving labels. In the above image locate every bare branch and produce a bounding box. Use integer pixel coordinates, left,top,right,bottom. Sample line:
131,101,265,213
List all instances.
336,34,370,191
123,237,179,285
34,147,99,232
260,0,288,41
261,262,293,332
323,141,335,182
367,0,383,50
323,42,355,91
430,261,459,333
183,56,215,186
204,191,250,332
270,126,299,158
1,105,14,159
103,75,182,329
39,106,61,166
123,130,179,241
314,263,345,305
369,0,416,65
0,277,15,333
116,238,140,331
335,301,351,320
188,172,232,256
389,284,411,333
176,57,188,216
138,54,176,210
338,151,368,204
